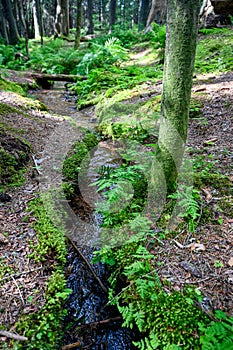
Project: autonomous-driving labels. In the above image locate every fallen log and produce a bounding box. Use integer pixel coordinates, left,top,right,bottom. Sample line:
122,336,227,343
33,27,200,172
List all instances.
31,73,87,88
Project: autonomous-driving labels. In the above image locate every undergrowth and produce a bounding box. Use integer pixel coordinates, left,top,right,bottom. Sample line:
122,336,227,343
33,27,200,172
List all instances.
11,197,71,349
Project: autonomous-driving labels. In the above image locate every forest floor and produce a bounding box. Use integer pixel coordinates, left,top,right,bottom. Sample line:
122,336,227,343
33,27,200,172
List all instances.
0,67,232,345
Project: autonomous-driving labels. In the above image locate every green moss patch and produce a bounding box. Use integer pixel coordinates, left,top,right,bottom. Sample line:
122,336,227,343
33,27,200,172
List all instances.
0,130,31,191
0,76,25,95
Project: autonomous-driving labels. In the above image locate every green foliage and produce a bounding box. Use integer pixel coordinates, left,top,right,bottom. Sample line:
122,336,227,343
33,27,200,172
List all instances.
28,198,67,264
168,186,200,232
26,39,83,74
73,64,162,109
94,163,147,227
199,311,233,350
0,41,27,70
15,269,72,349
62,131,98,197
99,236,209,349
93,26,142,49
195,29,233,73
0,77,25,94
146,23,166,62
77,37,129,75
0,132,29,192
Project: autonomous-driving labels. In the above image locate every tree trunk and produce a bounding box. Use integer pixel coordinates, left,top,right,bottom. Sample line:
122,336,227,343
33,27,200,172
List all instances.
109,0,117,32
145,0,167,31
87,0,94,34
158,0,200,192
55,0,70,37
61,0,69,36
0,0,9,44
18,0,29,57
74,0,82,48
33,0,40,39
138,0,150,30
1,0,19,44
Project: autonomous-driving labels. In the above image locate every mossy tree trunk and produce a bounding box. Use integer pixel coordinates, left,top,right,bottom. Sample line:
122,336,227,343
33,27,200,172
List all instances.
158,0,200,192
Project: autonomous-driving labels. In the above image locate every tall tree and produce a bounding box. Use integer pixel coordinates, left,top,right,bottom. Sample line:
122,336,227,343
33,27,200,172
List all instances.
74,0,82,48
158,0,200,191
0,0,9,43
87,0,94,34
109,0,117,32
145,0,167,32
55,0,70,37
138,0,149,30
1,0,19,44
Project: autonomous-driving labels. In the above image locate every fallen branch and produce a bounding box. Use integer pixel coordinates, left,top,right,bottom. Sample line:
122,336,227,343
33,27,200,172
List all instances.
31,73,87,83
83,316,121,328
0,330,28,341
67,237,108,294
62,341,81,350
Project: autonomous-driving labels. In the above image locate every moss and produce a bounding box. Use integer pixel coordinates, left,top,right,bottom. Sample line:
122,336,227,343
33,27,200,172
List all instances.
0,131,30,192
62,130,99,197
0,77,26,95
189,98,204,118
16,95,48,112
194,173,232,195
0,102,22,115
218,196,233,217
82,131,99,150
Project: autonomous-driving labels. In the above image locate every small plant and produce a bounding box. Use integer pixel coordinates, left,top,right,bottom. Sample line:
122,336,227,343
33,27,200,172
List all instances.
93,163,148,228
199,310,233,350
214,260,224,268
15,270,72,349
168,186,200,232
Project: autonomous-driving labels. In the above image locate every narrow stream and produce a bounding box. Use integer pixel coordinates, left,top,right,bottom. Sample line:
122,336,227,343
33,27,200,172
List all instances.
31,84,137,349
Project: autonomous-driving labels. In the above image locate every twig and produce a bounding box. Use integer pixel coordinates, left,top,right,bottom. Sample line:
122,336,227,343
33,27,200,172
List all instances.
67,237,108,294
11,276,25,306
62,342,81,350
82,316,121,328
0,330,28,341
0,267,43,282
32,155,42,175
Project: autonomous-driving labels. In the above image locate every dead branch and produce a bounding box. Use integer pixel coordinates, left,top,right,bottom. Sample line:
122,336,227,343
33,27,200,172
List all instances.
0,330,28,341
62,341,81,350
82,316,122,328
67,237,108,294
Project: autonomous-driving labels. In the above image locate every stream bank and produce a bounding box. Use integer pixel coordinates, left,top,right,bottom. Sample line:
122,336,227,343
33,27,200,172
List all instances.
29,84,138,349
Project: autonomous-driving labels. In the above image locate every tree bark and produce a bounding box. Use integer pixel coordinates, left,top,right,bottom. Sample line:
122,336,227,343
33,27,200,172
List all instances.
55,0,70,37
158,0,200,192
138,0,150,30
18,0,29,57
0,0,9,44
74,0,82,48
61,0,69,36
87,0,94,34
1,0,19,44
145,0,167,31
109,0,117,32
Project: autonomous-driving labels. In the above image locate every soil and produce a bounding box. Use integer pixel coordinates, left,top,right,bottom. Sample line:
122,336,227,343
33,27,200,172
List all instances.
0,69,232,346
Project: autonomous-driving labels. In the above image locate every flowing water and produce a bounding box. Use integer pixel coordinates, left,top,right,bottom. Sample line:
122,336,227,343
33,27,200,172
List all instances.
31,84,136,349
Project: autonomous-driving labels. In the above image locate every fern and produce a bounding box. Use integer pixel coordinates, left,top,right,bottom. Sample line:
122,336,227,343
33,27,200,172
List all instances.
133,333,160,349
168,186,200,232
199,312,233,350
